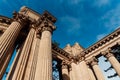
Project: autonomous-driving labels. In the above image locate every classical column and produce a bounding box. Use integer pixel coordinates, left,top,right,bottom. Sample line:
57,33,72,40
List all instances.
61,61,70,80
90,57,105,80
102,49,120,77
35,19,56,80
24,31,40,80
0,44,15,79
78,61,91,80
8,27,35,80
87,66,96,80
6,44,23,80
0,12,28,79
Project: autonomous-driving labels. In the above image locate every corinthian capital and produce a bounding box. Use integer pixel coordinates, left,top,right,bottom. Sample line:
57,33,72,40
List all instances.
13,11,29,25
101,51,114,58
101,48,114,58
87,57,98,66
61,60,68,69
37,19,56,33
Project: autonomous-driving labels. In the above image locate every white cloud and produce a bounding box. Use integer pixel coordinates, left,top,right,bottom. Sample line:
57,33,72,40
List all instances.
94,0,110,7
60,16,81,36
97,33,106,41
101,4,120,30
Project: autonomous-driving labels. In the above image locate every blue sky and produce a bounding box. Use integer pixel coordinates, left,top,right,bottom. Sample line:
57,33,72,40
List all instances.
0,0,120,80
1,0,120,48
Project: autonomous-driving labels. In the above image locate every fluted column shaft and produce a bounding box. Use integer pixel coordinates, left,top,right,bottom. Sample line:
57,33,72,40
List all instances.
0,21,23,79
10,28,35,80
34,17,56,80
0,12,28,79
24,32,40,80
102,51,120,77
0,21,23,60
35,30,52,80
0,44,15,79
90,58,105,80
6,44,23,80
62,62,70,80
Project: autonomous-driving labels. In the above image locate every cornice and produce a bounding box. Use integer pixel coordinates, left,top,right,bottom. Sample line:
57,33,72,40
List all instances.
83,28,120,54
0,15,12,25
52,43,73,63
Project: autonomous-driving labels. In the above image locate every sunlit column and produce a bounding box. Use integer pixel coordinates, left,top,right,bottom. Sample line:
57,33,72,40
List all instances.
102,49,120,77
35,19,56,80
0,12,28,79
24,31,41,80
90,57,105,80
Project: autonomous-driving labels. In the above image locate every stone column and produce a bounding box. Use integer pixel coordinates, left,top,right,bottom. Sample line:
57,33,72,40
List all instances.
90,57,105,80
0,12,28,79
6,44,23,80
62,61,70,80
87,66,96,80
0,44,15,79
9,28,35,80
102,50,120,77
35,19,56,80
24,31,40,80
78,61,91,80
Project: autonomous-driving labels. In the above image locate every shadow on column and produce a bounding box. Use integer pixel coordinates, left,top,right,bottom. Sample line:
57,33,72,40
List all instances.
62,74,70,80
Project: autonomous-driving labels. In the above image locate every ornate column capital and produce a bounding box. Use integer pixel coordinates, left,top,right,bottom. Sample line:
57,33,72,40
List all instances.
61,60,68,69
88,57,98,66
37,19,56,34
74,54,85,63
13,11,29,25
101,48,114,58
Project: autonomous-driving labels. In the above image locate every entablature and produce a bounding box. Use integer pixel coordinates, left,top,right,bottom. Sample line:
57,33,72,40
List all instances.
52,43,73,63
83,28,120,60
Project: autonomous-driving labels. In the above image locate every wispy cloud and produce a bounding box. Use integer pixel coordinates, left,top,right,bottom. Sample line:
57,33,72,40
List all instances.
93,0,110,7
60,16,81,36
96,33,106,41
101,4,120,30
